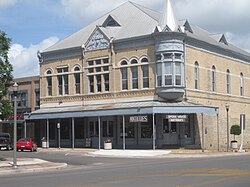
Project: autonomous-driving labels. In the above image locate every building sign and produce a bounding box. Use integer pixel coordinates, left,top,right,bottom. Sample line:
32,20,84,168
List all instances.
166,115,188,122
129,116,148,123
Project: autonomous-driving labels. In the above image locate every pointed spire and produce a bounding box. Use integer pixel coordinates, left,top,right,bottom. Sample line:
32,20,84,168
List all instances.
159,0,179,32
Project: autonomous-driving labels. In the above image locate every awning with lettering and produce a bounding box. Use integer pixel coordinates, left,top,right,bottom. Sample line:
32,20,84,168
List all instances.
25,101,219,120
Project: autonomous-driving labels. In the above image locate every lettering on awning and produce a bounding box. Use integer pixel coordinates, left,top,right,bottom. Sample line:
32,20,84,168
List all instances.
129,116,148,123
166,115,188,122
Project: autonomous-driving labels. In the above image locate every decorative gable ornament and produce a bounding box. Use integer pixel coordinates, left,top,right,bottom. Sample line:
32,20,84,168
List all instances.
86,28,109,51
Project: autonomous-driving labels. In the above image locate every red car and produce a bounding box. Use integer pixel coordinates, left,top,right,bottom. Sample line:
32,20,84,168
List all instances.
16,138,37,152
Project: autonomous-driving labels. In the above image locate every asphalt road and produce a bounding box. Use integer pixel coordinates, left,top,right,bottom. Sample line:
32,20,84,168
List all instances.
0,150,250,187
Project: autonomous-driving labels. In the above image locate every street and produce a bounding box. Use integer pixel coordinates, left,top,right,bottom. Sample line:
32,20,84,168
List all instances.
0,150,250,187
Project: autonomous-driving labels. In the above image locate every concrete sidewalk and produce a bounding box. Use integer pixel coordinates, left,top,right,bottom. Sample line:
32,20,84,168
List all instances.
86,149,250,158
0,157,67,175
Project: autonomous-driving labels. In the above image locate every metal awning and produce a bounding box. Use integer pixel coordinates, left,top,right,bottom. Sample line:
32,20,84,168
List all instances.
25,101,219,120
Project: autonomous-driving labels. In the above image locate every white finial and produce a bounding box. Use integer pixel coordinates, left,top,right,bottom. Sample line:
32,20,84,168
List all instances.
159,0,178,32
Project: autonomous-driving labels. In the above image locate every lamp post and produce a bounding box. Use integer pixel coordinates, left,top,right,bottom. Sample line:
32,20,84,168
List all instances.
12,82,18,168
225,104,230,152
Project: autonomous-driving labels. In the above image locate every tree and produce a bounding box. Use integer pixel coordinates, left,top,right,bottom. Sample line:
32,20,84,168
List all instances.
230,125,241,141
0,30,13,120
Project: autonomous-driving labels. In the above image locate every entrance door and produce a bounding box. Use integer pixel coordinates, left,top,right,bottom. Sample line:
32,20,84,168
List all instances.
163,119,178,145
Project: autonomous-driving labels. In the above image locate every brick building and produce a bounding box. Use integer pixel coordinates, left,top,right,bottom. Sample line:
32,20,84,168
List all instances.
26,0,249,150
0,76,40,140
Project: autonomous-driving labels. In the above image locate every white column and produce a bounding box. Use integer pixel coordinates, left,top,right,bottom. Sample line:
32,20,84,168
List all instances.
201,113,205,152
46,119,49,148
24,121,27,138
152,113,156,150
98,116,101,150
123,115,125,150
217,113,220,151
72,118,75,149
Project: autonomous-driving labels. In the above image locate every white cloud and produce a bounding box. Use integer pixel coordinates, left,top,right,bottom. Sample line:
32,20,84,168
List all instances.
8,37,59,78
0,0,16,9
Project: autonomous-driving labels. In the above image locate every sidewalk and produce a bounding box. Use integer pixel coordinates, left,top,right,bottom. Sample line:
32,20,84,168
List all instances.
0,157,67,176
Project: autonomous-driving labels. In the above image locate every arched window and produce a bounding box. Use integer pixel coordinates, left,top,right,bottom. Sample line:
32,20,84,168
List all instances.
120,60,128,90
194,62,199,89
131,59,138,89
57,67,69,95
141,57,149,88
46,69,52,96
240,72,244,96
74,66,81,94
212,66,216,92
226,69,230,94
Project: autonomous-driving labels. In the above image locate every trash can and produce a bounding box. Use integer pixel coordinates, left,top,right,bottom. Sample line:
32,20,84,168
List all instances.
104,138,112,150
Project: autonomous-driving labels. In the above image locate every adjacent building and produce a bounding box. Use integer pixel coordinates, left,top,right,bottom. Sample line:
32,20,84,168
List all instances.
0,76,40,140
25,0,249,150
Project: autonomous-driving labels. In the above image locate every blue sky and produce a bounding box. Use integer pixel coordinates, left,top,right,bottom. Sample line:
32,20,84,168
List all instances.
1,0,250,78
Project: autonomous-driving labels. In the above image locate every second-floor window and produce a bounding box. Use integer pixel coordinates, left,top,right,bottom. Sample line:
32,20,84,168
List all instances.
74,67,81,94
212,66,216,92
121,60,128,90
194,62,199,89
156,52,184,87
46,70,52,96
240,73,244,96
226,69,230,94
131,59,138,89
57,67,68,95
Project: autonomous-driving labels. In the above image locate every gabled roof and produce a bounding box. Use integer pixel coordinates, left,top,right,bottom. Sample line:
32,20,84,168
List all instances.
43,1,160,53
42,0,250,61
210,34,228,45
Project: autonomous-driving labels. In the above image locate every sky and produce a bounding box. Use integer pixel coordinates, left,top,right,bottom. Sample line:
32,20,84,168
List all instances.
1,0,250,78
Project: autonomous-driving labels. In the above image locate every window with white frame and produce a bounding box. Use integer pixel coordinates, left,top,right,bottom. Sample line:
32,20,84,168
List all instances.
156,52,184,87
121,60,128,90
131,59,138,89
194,62,199,89
212,66,216,92
226,69,230,94
87,58,110,93
141,57,149,88
46,70,52,96
74,66,81,94
57,67,68,95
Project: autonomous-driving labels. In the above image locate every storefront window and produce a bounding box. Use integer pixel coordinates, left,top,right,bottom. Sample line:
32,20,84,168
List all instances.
141,123,152,138
75,118,84,139
103,121,113,137
120,117,135,138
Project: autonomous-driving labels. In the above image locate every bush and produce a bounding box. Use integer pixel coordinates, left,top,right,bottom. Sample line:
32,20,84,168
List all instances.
230,125,241,141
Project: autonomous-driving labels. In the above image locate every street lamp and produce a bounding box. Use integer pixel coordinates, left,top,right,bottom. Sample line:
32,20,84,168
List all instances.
12,82,18,169
225,104,230,152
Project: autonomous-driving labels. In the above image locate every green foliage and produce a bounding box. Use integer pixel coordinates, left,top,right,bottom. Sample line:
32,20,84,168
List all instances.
230,125,241,141
0,30,13,120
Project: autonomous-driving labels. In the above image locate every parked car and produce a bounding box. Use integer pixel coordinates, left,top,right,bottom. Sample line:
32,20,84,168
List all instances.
16,138,37,152
0,133,13,150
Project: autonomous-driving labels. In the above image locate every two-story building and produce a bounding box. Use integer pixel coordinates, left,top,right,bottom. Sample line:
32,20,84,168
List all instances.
26,0,250,150
0,76,40,140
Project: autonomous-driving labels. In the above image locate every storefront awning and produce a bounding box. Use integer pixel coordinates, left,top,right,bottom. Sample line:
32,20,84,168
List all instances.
25,101,219,120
